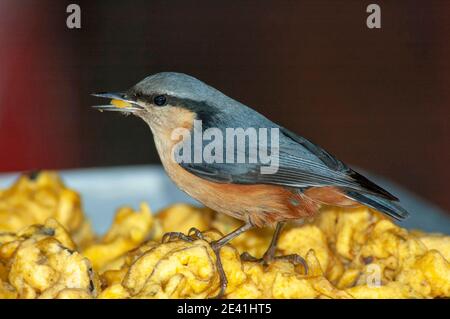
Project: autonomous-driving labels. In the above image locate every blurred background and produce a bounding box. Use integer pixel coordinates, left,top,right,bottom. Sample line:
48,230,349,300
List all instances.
0,0,449,214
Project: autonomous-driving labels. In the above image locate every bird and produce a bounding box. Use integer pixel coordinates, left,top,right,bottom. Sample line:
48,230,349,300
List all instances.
92,72,409,298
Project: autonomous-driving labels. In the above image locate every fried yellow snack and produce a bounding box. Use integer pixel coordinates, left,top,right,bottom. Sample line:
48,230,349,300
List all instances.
396,250,450,297
346,281,422,299
0,219,100,299
414,233,450,261
83,203,154,271
1,172,450,299
98,283,130,299
0,172,95,248
23,198,450,299
0,280,17,299
121,236,222,298
102,234,352,299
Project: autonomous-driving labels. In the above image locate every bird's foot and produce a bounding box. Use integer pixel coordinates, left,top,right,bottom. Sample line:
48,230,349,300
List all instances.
164,223,254,299
161,231,194,243
161,227,205,244
240,252,308,274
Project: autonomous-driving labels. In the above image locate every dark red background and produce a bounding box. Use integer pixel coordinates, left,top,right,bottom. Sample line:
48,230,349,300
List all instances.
0,0,449,213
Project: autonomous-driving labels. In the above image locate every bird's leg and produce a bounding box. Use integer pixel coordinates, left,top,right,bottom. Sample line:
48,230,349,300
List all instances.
209,222,254,299
240,222,308,274
261,221,285,263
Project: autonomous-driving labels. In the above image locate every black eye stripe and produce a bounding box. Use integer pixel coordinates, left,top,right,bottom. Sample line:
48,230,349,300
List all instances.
153,95,167,106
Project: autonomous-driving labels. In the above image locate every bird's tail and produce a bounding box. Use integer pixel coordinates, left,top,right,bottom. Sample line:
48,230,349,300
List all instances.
344,190,409,221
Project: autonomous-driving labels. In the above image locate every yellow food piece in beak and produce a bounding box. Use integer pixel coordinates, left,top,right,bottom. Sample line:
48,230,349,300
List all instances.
111,99,132,109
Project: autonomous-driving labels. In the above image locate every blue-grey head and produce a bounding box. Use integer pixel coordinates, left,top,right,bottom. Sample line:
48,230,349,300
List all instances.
92,72,272,134
92,72,252,133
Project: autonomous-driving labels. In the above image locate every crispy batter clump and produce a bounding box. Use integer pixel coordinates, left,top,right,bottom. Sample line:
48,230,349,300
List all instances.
82,203,154,272
98,206,450,299
0,172,94,248
0,172,450,298
0,219,100,298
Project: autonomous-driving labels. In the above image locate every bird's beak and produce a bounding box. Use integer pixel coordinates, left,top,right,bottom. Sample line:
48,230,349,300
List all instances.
91,92,143,113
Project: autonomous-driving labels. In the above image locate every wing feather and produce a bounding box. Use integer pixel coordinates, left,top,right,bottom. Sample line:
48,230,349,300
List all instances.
179,126,397,201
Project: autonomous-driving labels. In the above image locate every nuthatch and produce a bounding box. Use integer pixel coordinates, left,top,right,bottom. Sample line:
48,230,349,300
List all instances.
93,72,409,298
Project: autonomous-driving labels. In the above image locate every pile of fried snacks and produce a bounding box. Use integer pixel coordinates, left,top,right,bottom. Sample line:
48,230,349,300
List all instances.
0,172,449,299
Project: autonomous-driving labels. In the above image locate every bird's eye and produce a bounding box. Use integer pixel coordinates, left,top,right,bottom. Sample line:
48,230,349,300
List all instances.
153,95,167,106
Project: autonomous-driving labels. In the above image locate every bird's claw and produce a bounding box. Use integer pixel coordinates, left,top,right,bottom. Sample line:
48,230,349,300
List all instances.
187,227,205,240
161,231,195,243
240,251,260,262
161,228,206,244
273,254,309,274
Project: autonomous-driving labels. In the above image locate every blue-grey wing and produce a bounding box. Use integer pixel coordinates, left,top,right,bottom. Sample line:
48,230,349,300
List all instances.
179,126,397,201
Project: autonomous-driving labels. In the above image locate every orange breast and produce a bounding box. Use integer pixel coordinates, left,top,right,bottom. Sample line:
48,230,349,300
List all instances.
167,166,319,227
